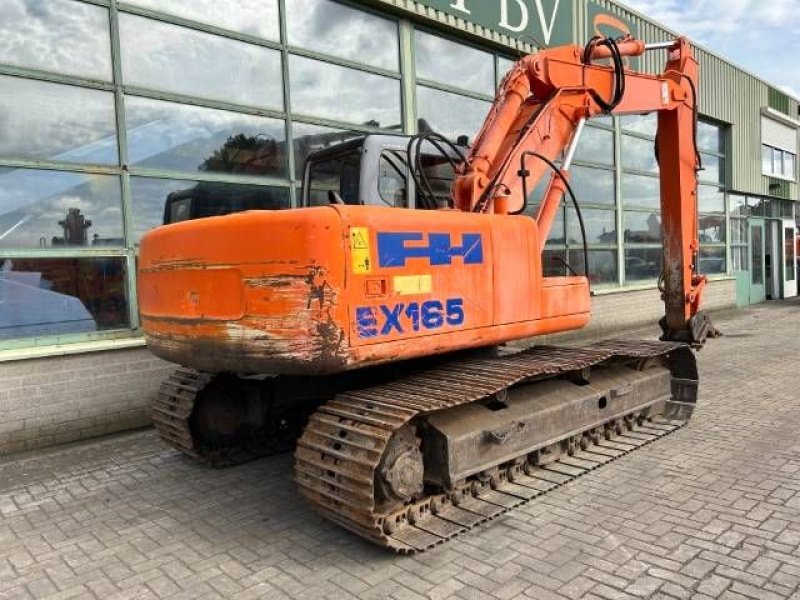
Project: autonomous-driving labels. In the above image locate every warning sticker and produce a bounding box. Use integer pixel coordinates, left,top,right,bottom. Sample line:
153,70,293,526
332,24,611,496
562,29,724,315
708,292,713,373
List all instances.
350,227,372,274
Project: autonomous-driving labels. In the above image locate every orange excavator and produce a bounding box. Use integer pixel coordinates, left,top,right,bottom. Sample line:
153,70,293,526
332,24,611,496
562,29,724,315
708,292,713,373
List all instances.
138,35,717,553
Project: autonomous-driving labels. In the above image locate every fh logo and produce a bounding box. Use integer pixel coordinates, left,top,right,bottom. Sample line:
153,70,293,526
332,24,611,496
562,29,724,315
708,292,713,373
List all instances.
377,232,484,268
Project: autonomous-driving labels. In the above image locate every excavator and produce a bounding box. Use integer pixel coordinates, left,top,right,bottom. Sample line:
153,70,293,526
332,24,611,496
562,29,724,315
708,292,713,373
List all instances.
138,34,718,553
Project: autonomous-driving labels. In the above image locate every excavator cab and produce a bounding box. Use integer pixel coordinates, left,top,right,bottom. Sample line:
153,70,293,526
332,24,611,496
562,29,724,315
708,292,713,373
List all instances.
301,134,462,210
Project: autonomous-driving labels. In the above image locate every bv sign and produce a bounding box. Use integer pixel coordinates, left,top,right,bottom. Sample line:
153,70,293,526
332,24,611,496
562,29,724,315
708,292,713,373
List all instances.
418,0,572,46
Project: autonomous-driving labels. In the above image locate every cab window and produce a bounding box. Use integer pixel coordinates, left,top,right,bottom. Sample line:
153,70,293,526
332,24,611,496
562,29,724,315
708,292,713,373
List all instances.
306,151,361,206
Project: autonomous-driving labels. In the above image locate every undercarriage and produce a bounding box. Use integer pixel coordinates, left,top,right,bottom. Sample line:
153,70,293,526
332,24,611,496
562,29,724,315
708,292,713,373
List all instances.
151,339,697,553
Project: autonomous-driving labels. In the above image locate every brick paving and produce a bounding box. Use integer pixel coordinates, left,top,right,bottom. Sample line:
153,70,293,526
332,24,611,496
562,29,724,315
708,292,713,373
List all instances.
1,299,800,600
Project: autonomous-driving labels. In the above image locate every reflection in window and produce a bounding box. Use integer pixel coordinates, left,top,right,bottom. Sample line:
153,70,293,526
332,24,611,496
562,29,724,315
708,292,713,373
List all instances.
699,215,726,243
125,0,279,40
568,249,618,284
622,173,660,209
574,127,614,166
621,113,656,137
378,152,408,207
376,150,457,209
291,122,363,180
699,247,726,274
416,86,490,142
125,97,286,177
119,14,283,109
623,211,662,243
290,55,401,127
699,153,722,184
497,57,516,88
544,206,566,246
730,219,747,244
566,208,617,245
731,246,748,271
306,150,361,207
698,185,725,213
621,135,658,173
130,177,289,241
0,0,112,80
542,249,567,277
0,168,123,249
415,30,494,95
0,257,128,339
287,0,398,70
697,121,722,153
625,248,662,282
0,76,117,164
570,166,615,205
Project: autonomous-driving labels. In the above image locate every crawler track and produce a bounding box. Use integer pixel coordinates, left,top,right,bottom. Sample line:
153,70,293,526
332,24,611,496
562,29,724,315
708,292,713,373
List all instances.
295,339,691,553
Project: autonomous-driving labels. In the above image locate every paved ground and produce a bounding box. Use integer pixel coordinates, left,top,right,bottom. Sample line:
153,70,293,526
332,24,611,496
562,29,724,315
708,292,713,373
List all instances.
1,300,800,600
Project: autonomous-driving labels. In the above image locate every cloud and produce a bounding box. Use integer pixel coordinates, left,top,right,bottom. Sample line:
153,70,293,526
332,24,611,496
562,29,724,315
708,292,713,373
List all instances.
618,0,800,100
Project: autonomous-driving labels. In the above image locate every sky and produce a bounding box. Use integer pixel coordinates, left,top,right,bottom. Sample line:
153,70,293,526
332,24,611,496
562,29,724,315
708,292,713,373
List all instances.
618,0,800,99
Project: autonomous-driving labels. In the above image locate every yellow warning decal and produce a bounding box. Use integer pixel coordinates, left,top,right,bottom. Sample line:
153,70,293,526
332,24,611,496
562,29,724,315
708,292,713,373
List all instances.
393,274,433,295
350,227,372,274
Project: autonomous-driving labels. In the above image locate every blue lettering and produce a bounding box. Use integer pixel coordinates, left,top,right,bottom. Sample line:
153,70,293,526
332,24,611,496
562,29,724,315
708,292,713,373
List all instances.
356,307,378,338
377,232,483,268
380,304,404,335
356,297,467,339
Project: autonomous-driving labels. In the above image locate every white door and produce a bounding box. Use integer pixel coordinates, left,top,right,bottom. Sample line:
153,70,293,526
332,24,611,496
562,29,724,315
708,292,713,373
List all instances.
782,219,797,297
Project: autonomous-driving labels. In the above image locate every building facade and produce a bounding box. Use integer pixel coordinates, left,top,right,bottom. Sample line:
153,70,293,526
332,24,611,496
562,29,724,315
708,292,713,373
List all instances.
0,0,797,454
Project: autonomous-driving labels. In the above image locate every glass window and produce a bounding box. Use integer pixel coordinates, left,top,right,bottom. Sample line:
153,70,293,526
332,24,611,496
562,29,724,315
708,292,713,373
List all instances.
574,126,614,166
698,185,725,213
415,30,494,95
305,151,361,206
544,206,566,246
762,145,773,174
625,248,662,282
0,76,117,165
497,57,516,87
622,135,658,173
287,0,398,71
772,152,781,177
698,247,726,275
566,207,617,245
784,152,796,180
568,249,618,284
697,121,723,153
785,227,795,281
542,248,567,277
290,55,401,128
622,173,660,209
698,215,725,244
621,113,656,137
731,246,748,271
748,196,766,217
570,166,615,205
416,86,490,142
130,177,289,242
699,153,722,184
782,199,795,218
292,122,363,180
378,152,408,207
730,219,748,244
0,168,123,249
623,211,661,243
119,14,283,109
0,0,112,81
0,256,129,339
729,193,748,217
124,0,279,40
751,224,764,284
125,97,286,177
